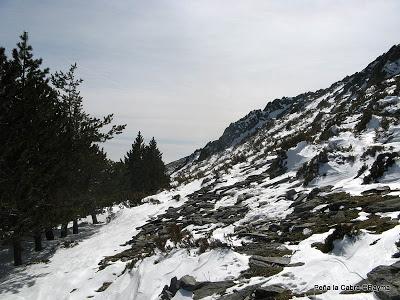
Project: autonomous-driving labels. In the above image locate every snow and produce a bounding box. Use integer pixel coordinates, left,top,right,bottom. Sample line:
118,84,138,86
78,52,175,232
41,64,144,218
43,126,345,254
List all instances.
2,58,400,300
353,211,371,221
266,226,400,296
0,180,203,300
366,115,381,130
285,141,318,171
376,211,400,219
383,58,400,77
100,249,248,300
172,290,192,299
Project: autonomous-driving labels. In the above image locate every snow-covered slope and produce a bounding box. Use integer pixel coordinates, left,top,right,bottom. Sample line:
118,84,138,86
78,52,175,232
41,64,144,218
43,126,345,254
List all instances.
1,45,400,300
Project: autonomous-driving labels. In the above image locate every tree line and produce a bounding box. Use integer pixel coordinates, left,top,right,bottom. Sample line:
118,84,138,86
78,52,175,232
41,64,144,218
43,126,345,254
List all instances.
0,33,170,266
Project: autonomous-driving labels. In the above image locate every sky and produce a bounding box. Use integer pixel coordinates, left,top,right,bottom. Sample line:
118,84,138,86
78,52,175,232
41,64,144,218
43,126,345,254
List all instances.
1,0,400,162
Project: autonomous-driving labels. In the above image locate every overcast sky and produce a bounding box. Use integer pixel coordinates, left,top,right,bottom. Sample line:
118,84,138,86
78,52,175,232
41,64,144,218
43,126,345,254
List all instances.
1,0,399,162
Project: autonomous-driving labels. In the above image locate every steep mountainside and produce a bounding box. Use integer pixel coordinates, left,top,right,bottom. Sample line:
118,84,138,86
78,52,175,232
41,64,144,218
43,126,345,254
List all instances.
1,45,400,300
171,44,400,166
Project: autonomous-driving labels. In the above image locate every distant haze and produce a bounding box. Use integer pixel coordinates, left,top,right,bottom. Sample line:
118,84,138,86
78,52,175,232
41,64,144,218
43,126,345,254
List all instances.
1,0,399,162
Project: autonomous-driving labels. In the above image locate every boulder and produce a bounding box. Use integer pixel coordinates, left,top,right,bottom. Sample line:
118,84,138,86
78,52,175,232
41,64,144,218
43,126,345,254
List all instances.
249,255,291,267
290,223,315,233
365,197,400,213
285,189,297,200
172,194,181,201
180,275,198,291
168,276,180,294
366,262,400,300
193,281,235,300
361,186,391,195
254,285,291,299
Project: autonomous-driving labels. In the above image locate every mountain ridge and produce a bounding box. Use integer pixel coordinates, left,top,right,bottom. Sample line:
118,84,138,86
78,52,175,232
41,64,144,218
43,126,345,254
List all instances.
168,43,400,173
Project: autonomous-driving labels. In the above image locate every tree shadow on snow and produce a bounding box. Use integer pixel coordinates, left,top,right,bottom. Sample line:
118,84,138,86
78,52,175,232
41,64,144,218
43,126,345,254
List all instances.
0,220,106,294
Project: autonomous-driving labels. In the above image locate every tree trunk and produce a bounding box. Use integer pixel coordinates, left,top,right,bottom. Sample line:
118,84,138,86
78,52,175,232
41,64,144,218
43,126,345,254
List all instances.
45,228,54,240
34,231,42,251
72,219,78,234
13,237,22,266
91,213,98,224
60,223,68,238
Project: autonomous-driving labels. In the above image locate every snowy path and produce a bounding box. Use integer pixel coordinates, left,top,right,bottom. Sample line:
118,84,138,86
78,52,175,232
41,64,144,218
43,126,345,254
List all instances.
0,199,187,299
0,181,202,300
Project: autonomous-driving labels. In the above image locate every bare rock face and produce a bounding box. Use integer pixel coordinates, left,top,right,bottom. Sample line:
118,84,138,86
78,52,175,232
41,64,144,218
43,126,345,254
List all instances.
254,285,292,299
179,275,198,291
249,255,291,267
365,262,400,300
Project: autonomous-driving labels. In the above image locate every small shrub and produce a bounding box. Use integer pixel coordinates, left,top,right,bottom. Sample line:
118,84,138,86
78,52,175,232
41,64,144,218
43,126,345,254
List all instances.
154,234,167,252
361,145,385,159
355,108,373,132
381,117,390,130
315,224,357,253
355,164,368,178
363,152,399,184
296,150,329,186
267,150,287,179
231,153,247,165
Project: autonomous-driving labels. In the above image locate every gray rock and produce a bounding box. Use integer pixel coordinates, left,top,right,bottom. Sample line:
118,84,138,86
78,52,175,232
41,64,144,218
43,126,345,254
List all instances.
180,275,198,291
172,194,181,201
239,232,271,241
294,193,308,202
361,186,391,195
332,210,346,222
249,255,291,267
254,285,290,298
287,262,305,267
286,189,297,200
349,262,400,299
290,223,315,233
365,197,400,213
193,281,235,300
168,276,180,294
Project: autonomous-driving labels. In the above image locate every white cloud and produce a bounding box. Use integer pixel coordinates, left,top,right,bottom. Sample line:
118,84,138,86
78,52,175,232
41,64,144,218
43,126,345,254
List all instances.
1,0,399,162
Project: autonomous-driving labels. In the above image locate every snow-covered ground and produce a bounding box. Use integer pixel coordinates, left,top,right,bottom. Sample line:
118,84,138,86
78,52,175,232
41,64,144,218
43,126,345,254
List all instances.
0,181,230,300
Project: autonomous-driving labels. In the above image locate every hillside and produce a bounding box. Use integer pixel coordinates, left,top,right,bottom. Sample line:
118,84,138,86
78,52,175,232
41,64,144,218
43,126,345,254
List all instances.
1,45,400,300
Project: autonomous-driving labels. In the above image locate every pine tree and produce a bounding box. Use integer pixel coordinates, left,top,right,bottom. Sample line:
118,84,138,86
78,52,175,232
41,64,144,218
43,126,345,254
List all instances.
143,137,170,193
51,64,126,225
0,33,126,265
125,131,145,193
124,134,170,201
0,32,67,264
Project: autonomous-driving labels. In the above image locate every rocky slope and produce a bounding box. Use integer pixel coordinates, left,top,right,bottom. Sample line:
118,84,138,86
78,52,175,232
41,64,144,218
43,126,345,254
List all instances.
1,45,400,300
158,44,400,299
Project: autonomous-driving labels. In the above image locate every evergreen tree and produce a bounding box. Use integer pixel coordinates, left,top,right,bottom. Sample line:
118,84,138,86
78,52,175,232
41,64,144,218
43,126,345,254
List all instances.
143,137,170,193
51,64,126,226
124,133,170,202
125,131,145,193
0,33,126,265
0,32,67,264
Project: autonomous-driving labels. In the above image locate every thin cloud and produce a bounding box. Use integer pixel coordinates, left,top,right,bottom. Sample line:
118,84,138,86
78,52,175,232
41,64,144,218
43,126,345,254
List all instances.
1,0,399,162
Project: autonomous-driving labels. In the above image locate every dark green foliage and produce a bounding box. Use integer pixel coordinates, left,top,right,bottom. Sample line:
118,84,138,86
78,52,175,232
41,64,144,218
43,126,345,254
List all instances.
0,32,67,245
267,150,287,179
363,152,399,184
230,153,247,164
124,132,170,204
314,224,356,253
143,137,170,193
361,145,385,159
279,131,313,151
355,106,373,133
125,131,146,192
355,164,368,178
0,33,125,265
296,150,329,186
381,117,390,130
